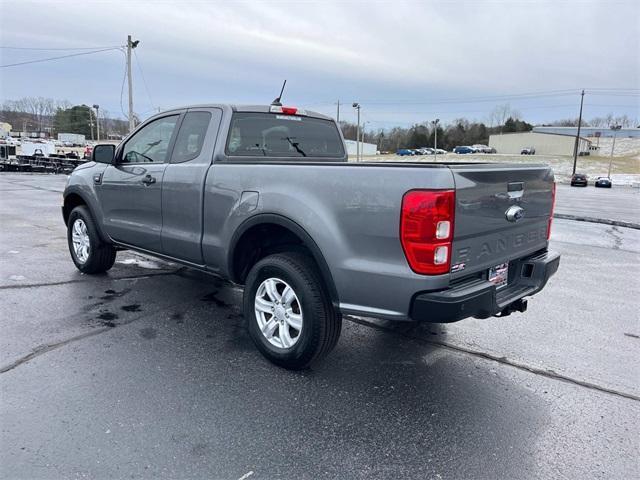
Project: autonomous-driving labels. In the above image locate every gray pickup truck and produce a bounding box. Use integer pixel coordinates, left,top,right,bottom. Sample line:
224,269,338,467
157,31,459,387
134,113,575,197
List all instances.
62,104,560,369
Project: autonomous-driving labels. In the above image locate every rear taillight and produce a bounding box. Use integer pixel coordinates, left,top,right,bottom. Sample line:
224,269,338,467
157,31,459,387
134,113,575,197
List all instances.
400,190,455,275
547,182,556,240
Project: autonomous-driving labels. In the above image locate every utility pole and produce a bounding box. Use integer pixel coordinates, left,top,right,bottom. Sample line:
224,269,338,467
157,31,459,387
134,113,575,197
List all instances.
608,125,621,177
126,35,139,133
336,100,340,124
432,118,439,162
93,104,100,141
353,103,361,162
572,89,585,175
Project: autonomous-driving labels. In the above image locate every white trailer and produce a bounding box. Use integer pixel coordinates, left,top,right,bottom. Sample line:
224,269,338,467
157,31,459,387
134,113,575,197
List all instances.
21,141,57,156
57,133,86,146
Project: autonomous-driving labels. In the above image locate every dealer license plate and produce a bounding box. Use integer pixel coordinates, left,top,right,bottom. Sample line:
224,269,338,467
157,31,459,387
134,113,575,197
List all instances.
488,262,509,289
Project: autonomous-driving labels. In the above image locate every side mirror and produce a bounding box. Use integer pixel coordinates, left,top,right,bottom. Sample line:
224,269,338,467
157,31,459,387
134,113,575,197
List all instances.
92,144,115,164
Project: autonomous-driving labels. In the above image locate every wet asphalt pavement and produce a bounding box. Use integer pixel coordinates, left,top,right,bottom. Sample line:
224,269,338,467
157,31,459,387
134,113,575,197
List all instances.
1,174,639,479
554,183,640,226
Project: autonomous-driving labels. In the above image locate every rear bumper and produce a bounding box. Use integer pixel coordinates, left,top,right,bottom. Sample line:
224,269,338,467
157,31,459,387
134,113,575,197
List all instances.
410,249,560,323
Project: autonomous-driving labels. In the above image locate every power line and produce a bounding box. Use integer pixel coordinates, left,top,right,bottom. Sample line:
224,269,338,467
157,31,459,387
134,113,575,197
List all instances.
588,92,640,97
0,45,122,51
361,92,580,106
134,49,156,111
583,87,640,91
303,89,639,109
355,89,579,105
0,47,122,68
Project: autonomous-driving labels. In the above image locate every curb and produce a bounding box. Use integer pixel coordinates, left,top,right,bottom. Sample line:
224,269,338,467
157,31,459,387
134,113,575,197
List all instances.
554,213,640,230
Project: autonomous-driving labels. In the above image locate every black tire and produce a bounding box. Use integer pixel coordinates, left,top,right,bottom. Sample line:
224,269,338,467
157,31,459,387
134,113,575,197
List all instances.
67,205,116,274
243,252,342,370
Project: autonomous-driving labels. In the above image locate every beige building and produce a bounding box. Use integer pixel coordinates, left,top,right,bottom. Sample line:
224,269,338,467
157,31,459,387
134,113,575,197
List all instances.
0,122,11,138
489,131,591,155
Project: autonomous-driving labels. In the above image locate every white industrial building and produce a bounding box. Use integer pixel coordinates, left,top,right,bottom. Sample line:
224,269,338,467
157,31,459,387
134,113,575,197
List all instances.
533,126,640,138
489,131,591,156
344,139,377,157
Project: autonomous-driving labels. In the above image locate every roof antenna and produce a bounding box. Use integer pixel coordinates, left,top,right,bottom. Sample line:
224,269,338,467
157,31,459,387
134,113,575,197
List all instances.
271,80,287,106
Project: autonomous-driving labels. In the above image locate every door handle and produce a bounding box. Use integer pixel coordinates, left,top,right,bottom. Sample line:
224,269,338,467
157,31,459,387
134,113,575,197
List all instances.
141,174,156,186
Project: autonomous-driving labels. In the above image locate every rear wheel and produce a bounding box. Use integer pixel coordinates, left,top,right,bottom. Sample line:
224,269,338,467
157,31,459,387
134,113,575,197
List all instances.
244,252,341,369
67,205,116,274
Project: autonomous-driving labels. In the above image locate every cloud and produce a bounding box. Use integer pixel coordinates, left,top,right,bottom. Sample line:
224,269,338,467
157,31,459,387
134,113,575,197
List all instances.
1,0,638,126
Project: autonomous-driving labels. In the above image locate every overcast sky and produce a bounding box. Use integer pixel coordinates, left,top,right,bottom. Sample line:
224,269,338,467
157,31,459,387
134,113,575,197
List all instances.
1,0,639,129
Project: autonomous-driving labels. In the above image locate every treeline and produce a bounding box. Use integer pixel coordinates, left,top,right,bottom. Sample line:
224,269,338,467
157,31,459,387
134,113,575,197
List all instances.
2,96,637,147
542,114,636,128
1,97,130,138
340,117,533,152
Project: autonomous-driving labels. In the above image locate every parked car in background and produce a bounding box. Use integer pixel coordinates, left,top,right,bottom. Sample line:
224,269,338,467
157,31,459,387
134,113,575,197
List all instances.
521,147,536,155
413,147,435,155
471,144,495,154
396,148,415,156
594,176,612,188
453,146,474,154
570,173,588,187
62,103,559,369
434,148,447,155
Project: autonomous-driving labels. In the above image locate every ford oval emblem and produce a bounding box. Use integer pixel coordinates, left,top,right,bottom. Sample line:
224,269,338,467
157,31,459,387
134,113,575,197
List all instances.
505,205,525,222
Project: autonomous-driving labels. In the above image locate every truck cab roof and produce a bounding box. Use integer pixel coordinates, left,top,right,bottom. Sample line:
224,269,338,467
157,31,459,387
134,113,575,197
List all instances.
153,104,334,121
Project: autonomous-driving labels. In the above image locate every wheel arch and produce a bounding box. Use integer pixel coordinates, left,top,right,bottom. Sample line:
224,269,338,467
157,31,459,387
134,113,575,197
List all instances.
62,189,110,243
228,214,339,307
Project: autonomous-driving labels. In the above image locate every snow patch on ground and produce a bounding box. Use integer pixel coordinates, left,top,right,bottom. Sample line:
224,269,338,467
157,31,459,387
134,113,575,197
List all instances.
588,137,640,158
369,151,640,186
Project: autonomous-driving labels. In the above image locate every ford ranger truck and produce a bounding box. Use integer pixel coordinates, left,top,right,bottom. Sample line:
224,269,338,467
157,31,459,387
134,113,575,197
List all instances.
62,104,560,369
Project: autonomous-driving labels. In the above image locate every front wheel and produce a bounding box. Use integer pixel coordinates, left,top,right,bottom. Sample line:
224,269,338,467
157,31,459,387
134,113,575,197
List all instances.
67,205,116,274
243,252,342,370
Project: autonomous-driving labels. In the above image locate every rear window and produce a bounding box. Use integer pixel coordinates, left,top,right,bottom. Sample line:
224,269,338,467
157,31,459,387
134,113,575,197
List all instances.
226,112,344,158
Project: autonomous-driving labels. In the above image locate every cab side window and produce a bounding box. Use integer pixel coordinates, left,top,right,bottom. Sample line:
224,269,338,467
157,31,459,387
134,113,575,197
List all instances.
171,112,212,163
121,115,179,164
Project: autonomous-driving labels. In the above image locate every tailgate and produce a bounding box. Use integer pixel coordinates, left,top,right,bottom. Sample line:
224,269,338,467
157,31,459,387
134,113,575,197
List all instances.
449,163,554,278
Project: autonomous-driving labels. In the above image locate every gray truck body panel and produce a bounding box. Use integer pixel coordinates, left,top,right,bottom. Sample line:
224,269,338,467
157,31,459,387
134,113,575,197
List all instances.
64,104,557,321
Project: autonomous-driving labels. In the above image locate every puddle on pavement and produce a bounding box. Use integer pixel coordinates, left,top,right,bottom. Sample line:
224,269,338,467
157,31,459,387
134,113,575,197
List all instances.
121,304,142,312
117,257,168,270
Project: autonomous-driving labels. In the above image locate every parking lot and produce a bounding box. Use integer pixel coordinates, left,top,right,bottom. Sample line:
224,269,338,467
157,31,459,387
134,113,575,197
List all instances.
1,173,639,479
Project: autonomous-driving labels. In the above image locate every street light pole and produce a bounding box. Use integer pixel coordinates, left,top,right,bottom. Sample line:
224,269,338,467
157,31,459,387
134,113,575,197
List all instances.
352,103,361,162
432,118,439,161
93,104,100,141
88,108,94,141
608,125,621,178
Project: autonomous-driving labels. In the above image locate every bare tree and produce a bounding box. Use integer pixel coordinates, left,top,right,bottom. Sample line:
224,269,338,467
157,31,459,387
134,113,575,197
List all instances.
56,99,73,111
8,97,56,132
614,114,633,128
489,103,511,132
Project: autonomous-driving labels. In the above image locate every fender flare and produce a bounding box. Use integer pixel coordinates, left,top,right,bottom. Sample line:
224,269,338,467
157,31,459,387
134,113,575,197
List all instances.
228,213,339,307
62,187,111,243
